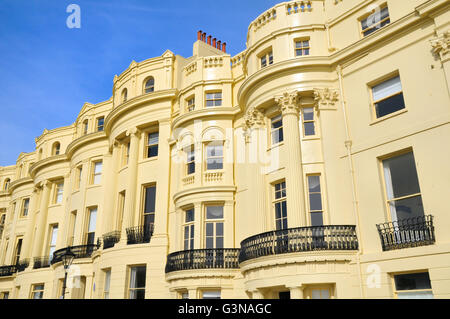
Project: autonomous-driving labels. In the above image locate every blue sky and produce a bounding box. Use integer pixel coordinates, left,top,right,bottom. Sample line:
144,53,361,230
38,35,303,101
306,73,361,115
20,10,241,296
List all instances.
0,0,280,166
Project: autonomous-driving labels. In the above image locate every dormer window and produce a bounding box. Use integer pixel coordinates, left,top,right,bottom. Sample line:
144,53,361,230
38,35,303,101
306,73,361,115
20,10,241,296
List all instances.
144,77,155,94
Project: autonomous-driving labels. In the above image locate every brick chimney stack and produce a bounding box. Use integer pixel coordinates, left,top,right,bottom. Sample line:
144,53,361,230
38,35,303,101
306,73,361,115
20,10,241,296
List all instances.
197,31,227,53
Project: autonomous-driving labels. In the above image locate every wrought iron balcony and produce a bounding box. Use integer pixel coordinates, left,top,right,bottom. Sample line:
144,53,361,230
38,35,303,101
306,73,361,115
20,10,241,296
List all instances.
239,225,359,263
126,224,154,245
16,259,30,272
102,231,121,249
33,257,51,269
376,215,435,251
0,265,17,277
165,248,240,273
51,243,100,265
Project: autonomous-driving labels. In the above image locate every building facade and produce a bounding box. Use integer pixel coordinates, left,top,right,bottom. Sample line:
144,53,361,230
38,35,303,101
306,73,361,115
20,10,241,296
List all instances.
0,0,449,299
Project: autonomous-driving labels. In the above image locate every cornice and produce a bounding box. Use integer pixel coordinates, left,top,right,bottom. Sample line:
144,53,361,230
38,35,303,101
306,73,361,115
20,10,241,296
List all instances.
65,131,107,159
29,154,68,178
173,185,237,203
0,190,10,197
172,107,240,131
8,177,33,192
165,268,239,282
105,89,177,134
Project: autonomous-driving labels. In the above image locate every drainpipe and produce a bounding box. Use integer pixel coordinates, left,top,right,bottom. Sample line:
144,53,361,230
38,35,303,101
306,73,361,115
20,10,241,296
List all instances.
337,64,365,299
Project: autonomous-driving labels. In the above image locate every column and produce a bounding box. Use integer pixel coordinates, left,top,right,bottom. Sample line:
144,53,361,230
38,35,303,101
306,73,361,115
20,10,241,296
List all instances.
275,91,307,228
31,181,51,258
188,288,197,299
121,127,140,242
21,186,39,259
287,285,305,299
250,289,264,299
102,142,119,235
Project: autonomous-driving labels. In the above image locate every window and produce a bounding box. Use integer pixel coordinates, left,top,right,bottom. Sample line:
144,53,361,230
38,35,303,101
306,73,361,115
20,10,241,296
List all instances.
68,211,77,246
295,39,310,56
117,191,126,231
3,178,10,191
0,291,9,299
274,181,287,230
143,186,156,232
122,142,130,166
0,211,6,238
382,151,424,222
85,207,97,245
75,165,82,190
147,132,159,158
54,182,64,204
205,142,223,170
260,51,273,68
91,161,102,185
128,266,146,299
205,206,224,249
97,117,105,132
13,238,23,265
144,77,155,94
307,175,323,226
103,269,111,299
83,120,89,135
30,284,44,299
271,114,284,145
202,290,221,299
206,92,222,107
371,75,405,118
52,142,61,156
21,198,30,217
48,225,58,261
186,145,195,175
361,5,390,37
122,88,128,103
180,291,189,299
393,272,433,299
187,97,195,112
302,108,316,136
184,208,195,250
307,286,333,299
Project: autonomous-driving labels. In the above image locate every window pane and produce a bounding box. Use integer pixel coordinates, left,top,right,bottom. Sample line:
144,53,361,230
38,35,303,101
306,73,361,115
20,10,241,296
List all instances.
148,132,159,145
185,209,194,223
308,176,321,192
216,223,223,236
375,93,405,118
311,212,323,226
148,145,158,157
303,108,314,121
397,291,433,299
309,193,322,211
207,145,223,157
144,187,156,213
304,122,315,136
88,209,97,232
216,237,224,249
372,76,402,101
202,291,221,299
383,152,421,199
206,223,214,236
390,195,424,220
206,237,214,249
207,159,223,170
206,206,223,219
395,273,432,291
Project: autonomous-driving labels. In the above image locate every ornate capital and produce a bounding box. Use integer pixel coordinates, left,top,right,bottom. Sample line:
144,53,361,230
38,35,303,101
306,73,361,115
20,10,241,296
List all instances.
244,107,265,130
431,31,450,59
313,88,339,111
126,127,140,138
275,91,300,116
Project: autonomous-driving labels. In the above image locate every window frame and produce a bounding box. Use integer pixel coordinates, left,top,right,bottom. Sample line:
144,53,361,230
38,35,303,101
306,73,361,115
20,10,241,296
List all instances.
369,73,406,120
21,198,30,218
142,184,156,230
97,117,105,132
85,206,97,245
127,265,146,299
204,141,224,171
187,96,195,112
391,271,433,299
204,205,224,249
301,107,317,137
144,77,155,94
146,131,159,159
259,50,274,69
103,268,111,299
205,91,222,108
270,114,284,146
47,224,58,260
273,180,288,230
122,88,128,103
75,165,83,190
91,161,103,185
295,38,310,57
54,181,64,204
183,207,195,250
359,4,390,38
186,144,196,175
30,284,45,299
306,174,324,226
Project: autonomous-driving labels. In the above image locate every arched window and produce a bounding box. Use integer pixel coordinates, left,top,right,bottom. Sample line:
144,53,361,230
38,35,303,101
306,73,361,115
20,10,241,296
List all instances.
122,88,128,102
52,142,61,156
144,77,154,94
3,178,10,191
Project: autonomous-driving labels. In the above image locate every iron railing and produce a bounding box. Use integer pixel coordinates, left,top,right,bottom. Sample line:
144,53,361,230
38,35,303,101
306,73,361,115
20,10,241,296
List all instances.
51,243,100,265
102,231,121,249
126,224,154,245
16,259,30,272
239,225,358,263
376,215,435,251
33,257,51,269
165,248,240,273
0,265,17,277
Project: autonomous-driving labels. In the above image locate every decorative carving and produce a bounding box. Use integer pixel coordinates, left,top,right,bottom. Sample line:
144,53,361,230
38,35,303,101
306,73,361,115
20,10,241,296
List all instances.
275,91,300,115
244,107,265,129
313,88,339,111
125,127,140,137
430,31,450,59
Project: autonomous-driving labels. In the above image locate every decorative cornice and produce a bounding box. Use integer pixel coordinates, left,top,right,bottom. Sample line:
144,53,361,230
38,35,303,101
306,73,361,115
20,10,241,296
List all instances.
313,88,339,111
275,91,300,116
430,30,450,59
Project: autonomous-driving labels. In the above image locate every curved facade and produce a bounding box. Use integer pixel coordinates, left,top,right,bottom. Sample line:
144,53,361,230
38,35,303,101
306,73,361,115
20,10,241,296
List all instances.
1,0,450,299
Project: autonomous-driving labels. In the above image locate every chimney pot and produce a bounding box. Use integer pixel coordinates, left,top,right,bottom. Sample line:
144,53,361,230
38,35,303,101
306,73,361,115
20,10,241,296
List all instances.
222,42,227,53
213,38,217,47
207,35,212,45
197,30,202,41
202,32,206,42
217,40,221,50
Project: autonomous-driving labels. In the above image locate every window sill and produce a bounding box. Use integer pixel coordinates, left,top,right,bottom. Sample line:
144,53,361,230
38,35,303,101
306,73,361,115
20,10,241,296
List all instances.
71,189,80,195
369,108,407,126
86,184,102,190
139,156,159,165
118,165,129,174
302,136,320,141
267,142,284,152
48,203,62,209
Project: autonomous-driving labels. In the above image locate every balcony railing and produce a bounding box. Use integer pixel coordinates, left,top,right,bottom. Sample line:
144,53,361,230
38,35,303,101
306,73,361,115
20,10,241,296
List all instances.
51,243,100,265
102,231,121,249
0,265,17,277
376,215,435,251
239,225,359,263
126,224,154,245
16,259,30,272
165,248,240,273
33,257,51,269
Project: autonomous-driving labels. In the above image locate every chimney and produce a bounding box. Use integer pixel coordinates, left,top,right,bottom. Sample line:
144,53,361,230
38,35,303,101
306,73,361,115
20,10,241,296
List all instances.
213,38,217,48
197,30,202,41
217,40,221,51
207,35,212,45
202,32,206,42
222,42,226,53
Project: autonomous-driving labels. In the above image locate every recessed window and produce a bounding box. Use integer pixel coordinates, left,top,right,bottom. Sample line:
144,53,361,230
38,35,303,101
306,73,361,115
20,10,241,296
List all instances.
393,272,433,299
91,161,102,185
260,51,273,68
13,238,23,265
302,108,316,136
307,175,323,226
83,120,89,135
187,97,195,112
184,208,195,250
122,142,130,166
143,185,156,233
85,207,97,245
205,206,224,249
144,77,155,94
30,284,44,299
271,114,284,145
128,266,146,299
54,182,64,204
206,92,222,107
48,225,58,261
0,291,9,299
75,165,82,190
202,290,221,299
382,151,424,222
274,181,287,230
52,142,61,156
361,5,390,37
122,88,128,103
21,198,30,217
205,142,223,170
146,132,159,158
186,145,195,175
3,178,10,191
68,211,77,246
103,269,111,299
371,75,405,118
97,117,105,132
295,39,310,56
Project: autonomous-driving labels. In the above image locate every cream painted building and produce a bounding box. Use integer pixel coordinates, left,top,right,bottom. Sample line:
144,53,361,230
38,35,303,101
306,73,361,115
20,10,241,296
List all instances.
0,0,449,299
